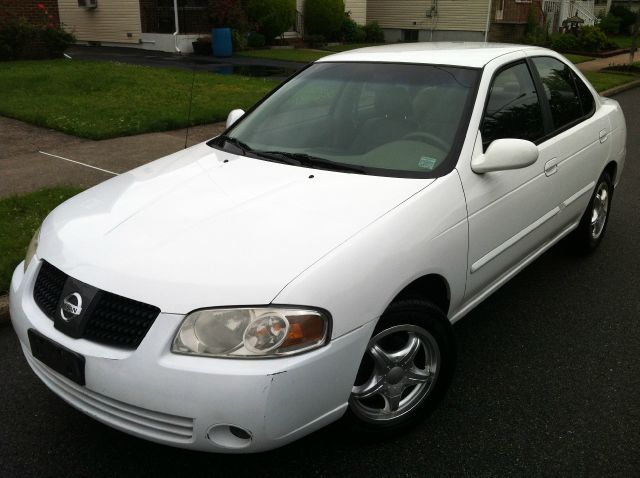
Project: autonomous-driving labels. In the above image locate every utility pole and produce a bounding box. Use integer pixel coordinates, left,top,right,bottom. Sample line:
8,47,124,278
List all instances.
630,7,640,64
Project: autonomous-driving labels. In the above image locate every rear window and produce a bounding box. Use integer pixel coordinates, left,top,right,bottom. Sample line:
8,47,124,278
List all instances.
531,56,589,132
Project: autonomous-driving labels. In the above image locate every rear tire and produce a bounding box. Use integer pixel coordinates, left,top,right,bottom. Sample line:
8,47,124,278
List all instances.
572,171,613,254
346,299,456,433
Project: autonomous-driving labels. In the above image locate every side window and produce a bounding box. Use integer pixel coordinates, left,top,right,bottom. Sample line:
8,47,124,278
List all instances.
573,71,595,115
531,57,584,131
481,62,545,149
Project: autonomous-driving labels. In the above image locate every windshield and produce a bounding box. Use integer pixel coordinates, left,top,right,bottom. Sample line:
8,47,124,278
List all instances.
214,62,479,177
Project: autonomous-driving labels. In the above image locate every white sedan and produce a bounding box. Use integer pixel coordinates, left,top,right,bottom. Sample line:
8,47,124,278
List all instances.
9,43,626,452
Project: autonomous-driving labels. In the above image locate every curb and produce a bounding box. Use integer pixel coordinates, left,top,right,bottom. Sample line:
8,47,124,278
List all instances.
600,79,640,97
0,295,9,327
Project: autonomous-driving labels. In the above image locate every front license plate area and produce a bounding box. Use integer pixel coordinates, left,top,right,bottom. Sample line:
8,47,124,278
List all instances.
28,329,85,386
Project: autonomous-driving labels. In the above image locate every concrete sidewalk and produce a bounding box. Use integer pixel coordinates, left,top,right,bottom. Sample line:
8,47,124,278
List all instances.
0,116,225,198
575,52,634,72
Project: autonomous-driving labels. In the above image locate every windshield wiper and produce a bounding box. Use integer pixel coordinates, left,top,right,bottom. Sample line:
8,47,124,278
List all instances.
212,136,302,166
259,151,367,174
214,134,253,155
211,139,367,173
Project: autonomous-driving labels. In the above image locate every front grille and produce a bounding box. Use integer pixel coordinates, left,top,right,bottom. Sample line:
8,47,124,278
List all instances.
83,293,160,348
33,261,160,349
33,261,67,318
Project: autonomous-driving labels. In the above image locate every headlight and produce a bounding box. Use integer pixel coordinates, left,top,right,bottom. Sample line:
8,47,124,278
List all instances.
24,227,40,272
172,307,330,358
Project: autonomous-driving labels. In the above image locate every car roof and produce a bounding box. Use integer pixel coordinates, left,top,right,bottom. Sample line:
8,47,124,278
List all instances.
316,42,539,68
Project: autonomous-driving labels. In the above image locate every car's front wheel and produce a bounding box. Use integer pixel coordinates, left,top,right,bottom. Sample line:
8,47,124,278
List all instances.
347,300,456,431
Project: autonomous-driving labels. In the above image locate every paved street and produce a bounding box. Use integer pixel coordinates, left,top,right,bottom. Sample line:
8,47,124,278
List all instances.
1,88,639,477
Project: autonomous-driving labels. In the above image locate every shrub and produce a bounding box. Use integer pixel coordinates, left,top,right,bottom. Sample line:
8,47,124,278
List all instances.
208,0,248,30
610,6,637,34
577,25,616,51
304,0,344,41
305,34,326,48
598,12,621,35
340,13,366,43
550,32,579,51
231,29,247,50
0,6,75,61
363,21,385,43
39,24,75,57
246,0,295,43
247,31,266,48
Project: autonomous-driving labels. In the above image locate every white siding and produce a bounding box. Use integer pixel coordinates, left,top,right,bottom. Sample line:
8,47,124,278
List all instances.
59,0,142,44
345,0,367,24
367,0,487,32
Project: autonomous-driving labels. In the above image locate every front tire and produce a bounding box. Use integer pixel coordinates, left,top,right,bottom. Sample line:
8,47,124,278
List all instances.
347,299,456,432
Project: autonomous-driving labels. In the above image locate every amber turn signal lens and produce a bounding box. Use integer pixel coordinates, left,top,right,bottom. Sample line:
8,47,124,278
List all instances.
281,314,326,349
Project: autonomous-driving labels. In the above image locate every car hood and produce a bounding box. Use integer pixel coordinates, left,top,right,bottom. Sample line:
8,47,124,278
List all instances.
38,143,433,313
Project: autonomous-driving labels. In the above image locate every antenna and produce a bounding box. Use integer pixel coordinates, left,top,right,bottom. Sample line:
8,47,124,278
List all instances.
184,64,197,149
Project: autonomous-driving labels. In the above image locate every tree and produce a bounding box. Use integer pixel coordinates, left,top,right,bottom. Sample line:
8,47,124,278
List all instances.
304,0,345,41
247,0,295,43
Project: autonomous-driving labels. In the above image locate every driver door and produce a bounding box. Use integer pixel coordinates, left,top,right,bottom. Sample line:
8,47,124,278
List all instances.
458,60,564,302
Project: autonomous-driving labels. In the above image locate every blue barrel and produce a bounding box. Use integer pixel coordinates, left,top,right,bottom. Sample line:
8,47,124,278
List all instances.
212,28,232,57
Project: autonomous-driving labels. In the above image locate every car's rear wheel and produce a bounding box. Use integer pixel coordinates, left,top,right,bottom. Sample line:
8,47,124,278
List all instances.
572,171,613,253
347,300,456,432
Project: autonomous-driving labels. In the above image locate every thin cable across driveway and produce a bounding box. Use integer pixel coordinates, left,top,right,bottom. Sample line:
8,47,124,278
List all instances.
38,151,120,176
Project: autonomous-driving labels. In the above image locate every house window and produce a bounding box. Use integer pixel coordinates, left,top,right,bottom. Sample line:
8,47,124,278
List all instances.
402,30,419,42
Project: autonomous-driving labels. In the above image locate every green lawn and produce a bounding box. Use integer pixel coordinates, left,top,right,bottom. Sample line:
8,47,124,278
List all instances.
237,48,329,63
322,43,384,52
608,35,633,49
0,60,278,140
0,187,83,294
583,70,638,92
237,44,384,63
563,54,595,64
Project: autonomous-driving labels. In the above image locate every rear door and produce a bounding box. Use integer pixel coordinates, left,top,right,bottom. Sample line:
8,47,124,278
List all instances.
528,56,611,226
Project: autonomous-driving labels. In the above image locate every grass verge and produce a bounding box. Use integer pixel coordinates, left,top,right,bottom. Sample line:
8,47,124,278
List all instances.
0,187,83,294
0,60,278,140
563,54,595,64
237,48,329,63
583,70,638,92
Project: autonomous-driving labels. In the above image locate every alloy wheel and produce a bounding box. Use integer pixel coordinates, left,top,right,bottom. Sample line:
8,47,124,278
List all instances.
591,181,610,240
350,324,440,423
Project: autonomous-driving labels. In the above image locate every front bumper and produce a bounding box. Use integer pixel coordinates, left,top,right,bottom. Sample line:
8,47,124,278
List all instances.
10,260,375,453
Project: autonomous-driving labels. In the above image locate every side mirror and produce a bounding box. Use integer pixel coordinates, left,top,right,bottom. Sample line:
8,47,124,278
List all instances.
471,138,539,174
226,109,245,129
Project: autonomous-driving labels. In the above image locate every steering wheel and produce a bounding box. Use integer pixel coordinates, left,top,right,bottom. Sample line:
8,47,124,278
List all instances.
402,132,450,152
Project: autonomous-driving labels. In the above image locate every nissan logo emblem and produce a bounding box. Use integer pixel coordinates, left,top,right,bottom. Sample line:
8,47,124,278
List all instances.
60,292,83,322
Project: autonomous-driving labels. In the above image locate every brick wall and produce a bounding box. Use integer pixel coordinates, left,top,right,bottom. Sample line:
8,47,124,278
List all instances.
488,23,527,42
0,0,60,26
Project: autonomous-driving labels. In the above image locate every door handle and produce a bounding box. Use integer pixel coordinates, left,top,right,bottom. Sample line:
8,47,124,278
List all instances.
544,158,559,177
599,129,608,143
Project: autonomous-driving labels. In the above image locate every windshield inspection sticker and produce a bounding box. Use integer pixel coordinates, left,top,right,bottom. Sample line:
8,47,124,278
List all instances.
418,156,438,170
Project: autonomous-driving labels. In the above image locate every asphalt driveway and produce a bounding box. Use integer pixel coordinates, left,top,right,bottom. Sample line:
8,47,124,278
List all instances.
0,88,638,477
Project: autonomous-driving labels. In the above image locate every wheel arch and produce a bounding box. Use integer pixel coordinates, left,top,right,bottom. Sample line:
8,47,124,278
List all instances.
603,160,618,187
391,273,451,316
